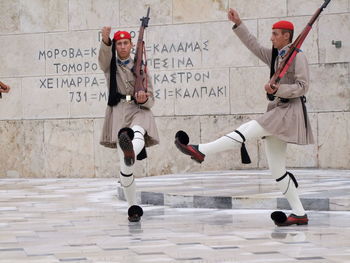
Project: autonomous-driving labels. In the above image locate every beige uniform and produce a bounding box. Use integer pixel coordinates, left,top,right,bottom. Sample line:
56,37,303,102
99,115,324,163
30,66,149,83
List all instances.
98,41,159,148
234,23,314,145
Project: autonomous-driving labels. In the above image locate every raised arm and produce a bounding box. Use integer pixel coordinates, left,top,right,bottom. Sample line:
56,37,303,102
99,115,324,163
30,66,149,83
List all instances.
98,26,113,73
228,8,271,65
0,81,10,96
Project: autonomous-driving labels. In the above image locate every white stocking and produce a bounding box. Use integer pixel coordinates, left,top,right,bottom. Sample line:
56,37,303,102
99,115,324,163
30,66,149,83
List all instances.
131,125,145,156
117,125,145,207
264,136,306,216
199,120,270,155
118,146,136,206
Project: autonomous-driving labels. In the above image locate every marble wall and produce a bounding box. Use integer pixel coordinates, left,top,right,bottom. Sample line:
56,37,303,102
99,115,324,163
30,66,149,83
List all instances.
0,0,349,178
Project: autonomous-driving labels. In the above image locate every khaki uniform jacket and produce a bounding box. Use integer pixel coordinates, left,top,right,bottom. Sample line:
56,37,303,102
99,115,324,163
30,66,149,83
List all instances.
234,23,314,145
98,41,159,148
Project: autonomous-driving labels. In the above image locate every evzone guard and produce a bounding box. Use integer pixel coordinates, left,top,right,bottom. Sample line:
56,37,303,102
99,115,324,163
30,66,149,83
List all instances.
174,1,332,226
98,8,159,222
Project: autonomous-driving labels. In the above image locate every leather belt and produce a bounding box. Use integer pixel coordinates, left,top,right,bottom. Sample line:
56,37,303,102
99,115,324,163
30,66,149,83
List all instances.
119,94,135,102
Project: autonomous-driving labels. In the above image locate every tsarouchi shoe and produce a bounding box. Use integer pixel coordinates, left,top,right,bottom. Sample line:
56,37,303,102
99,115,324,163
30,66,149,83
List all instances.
118,128,135,166
271,211,308,226
174,130,205,163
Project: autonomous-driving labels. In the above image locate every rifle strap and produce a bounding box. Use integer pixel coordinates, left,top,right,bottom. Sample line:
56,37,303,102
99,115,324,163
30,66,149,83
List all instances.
267,47,278,101
270,47,278,78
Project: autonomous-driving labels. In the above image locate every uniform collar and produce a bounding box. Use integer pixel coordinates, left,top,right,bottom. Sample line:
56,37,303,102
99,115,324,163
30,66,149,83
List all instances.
278,44,291,58
117,57,131,66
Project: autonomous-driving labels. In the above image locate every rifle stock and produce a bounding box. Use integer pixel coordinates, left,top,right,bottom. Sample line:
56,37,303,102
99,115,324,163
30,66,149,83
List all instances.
132,7,150,95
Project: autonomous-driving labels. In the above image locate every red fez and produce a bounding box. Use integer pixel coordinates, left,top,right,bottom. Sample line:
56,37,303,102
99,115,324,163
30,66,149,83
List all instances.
272,20,294,31
113,31,131,41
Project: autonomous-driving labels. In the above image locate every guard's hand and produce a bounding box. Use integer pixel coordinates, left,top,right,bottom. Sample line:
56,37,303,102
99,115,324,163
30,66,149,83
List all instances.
265,83,279,94
135,91,150,104
101,26,112,45
228,8,241,26
0,82,10,93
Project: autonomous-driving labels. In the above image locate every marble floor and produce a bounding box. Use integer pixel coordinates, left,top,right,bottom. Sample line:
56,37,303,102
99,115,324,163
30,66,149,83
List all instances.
1,169,350,263
118,169,350,211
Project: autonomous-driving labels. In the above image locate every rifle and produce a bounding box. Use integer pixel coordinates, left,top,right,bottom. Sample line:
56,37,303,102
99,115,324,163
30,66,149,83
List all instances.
268,0,331,99
132,7,150,95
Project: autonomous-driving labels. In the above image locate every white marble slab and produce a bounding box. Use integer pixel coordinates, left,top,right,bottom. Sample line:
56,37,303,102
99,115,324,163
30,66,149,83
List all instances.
69,0,119,30
21,76,70,119
229,0,286,19
308,63,350,112
20,0,68,33
288,0,348,16
230,66,269,114
43,119,95,177
120,0,172,26
0,0,20,34
318,112,350,168
0,34,45,77
0,121,24,178
201,20,260,68
319,13,350,63
22,120,45,178
173,0,228,23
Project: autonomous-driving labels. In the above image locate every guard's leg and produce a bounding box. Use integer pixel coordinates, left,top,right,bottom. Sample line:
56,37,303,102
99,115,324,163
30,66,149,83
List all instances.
131,125,145,156
117,147,143,222
175,120,270,163
265,136,308,226
117,125,146,222
199,120,269,154
117,146,136,206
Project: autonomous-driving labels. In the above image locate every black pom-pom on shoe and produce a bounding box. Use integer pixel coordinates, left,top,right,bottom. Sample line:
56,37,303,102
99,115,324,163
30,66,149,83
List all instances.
175,130,189,145
118,127,134,140
271,211,287,224
128,205,143,222
174,130,205,163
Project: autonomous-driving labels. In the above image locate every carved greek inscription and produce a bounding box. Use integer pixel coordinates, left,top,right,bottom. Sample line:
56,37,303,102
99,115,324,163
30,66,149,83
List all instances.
37,46,106,104
147,39,227,102
34,32,225,111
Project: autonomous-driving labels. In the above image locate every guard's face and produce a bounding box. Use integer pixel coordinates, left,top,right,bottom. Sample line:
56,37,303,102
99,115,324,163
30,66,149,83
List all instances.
271,29,290,50
116,39,133,59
